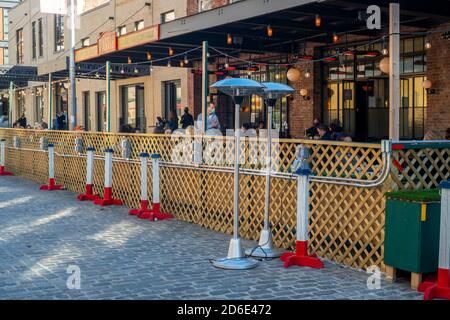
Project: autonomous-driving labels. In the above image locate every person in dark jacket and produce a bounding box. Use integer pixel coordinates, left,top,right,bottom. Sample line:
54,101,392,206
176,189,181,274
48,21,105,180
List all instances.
305,118,320,138
180,107,194,129
17,113,27,128
317,124,333,141
167,110,179,132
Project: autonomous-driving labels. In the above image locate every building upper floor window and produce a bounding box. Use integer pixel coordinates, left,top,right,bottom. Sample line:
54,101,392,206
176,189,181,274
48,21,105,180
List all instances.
38,18,44,57
1,9,9,41
161,10,175,23
117,25,127,36
54,15,65,52
81,37,90,47
32,21,36,59
16,28,24,64
134,20,144,31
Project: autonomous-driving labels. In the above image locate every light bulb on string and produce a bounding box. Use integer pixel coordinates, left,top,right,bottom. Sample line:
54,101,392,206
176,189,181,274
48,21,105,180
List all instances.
147,52,152,60
180,60,185,67
167,60,172,67
184,55,189,65
227,34,233,45
168,47,174,56
425,37,432,50
315,15,321,27
150,62,154,73
333,33,339,43
267,25,273,37
127,57,132,64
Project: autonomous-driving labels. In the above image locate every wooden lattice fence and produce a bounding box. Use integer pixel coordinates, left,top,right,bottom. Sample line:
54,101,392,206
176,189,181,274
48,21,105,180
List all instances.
1,128,448,271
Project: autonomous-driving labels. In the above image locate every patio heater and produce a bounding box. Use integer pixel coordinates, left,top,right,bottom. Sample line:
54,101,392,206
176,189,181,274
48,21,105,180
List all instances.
245,82,295,258
211,78,265,270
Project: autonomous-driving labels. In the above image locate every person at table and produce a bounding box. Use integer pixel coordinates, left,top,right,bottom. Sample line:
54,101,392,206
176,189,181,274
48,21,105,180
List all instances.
305,118,320,138
180,107,194,129
317,124,333,141
167,110,179,132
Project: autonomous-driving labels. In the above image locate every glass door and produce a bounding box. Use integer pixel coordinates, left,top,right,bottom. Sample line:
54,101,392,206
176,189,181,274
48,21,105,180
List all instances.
96,91,106,132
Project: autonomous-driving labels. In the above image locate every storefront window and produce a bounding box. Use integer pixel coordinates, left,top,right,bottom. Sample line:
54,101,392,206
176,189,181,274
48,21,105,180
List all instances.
400,77,427,139
323,36,427,141
121,84,145,132
96,91,106,132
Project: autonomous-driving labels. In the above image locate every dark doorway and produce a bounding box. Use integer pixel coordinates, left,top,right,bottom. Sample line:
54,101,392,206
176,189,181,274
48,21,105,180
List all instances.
355,81,373,142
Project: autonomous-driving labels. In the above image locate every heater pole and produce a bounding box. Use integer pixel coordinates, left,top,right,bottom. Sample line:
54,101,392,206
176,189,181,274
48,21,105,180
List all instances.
389,2,400,140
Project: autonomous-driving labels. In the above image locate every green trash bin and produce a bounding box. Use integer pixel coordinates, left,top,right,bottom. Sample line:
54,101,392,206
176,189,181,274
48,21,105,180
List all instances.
384,189,441,274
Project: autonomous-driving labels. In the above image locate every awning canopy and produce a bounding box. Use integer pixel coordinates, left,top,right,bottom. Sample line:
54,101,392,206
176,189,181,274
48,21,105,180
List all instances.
0,65,47,89
74,0,450,66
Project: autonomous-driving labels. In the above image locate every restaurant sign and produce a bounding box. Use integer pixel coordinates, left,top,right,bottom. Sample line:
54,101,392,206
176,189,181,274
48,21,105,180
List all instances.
118,25,160,51
98,31,117,56
75,44,99,62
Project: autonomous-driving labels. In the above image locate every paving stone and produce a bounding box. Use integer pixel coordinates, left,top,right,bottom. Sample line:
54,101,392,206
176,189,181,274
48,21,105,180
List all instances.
0,176,422,300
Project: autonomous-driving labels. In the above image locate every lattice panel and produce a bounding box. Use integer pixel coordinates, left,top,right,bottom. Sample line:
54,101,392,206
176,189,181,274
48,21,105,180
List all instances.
391,148,450,190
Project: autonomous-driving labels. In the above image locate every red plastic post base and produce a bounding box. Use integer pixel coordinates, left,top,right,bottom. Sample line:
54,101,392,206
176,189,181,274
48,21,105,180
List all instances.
129,200,151,216
0,166,13,176
136,203,174,221
280,241,324,269
418,269,450,300
77,185,99,201
93,187,123,206
40,178,63,191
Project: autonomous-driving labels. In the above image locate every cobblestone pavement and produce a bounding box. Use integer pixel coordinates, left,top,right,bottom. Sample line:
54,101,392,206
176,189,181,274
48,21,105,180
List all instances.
0,176,422,300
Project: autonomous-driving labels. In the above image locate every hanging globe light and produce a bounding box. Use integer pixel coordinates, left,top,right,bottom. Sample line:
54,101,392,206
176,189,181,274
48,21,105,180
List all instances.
379,57,390,74
287,68,301,82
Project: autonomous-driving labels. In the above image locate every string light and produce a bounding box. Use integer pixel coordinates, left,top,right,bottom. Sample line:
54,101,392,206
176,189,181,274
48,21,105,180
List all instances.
425,37,432,49
267,25,273,37
180,60,185,67
127,57,132,64
168,47,174,56
147,52,152,60
167,60,172,67
227,33,233,45
184,55,189,65
315,15,321,27
333,33,339,43
304,70,311,79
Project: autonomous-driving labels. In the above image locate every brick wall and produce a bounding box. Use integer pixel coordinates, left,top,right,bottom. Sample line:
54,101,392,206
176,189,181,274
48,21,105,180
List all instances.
426,23,450,135
187,0,230,15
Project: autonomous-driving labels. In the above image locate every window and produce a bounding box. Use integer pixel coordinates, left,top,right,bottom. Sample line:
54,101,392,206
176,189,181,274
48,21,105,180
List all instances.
54,15,65,52
81,37,90,47
32,21,36,59
161,10,175,23
35,87,44,124
96,91,106,132
83,91,90,131
16,28,24,64
117,26,127,36
38,18,43,57
134,20,144,31
400,77,428,139
121,84,145,132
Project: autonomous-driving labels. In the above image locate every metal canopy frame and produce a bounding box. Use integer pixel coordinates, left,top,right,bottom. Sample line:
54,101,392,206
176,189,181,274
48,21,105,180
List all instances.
75,0,450,67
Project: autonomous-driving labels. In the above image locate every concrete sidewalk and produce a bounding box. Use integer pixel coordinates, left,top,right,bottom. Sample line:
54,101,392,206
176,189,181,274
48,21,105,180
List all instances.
0,176,421,300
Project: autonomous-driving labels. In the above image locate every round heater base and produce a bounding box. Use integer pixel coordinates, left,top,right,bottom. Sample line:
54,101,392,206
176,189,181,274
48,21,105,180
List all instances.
212,257,259,270
245,246,284,258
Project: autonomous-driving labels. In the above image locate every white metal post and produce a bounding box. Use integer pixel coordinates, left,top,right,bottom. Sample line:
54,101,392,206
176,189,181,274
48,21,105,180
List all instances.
77,147,98,200
0,139,5,168
130,153,153,217
40,144,62,190
69,0,77,130
0,139,12,176
93,148,122,206
152,154,160,206
389,2,400,140
280,146,323,269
